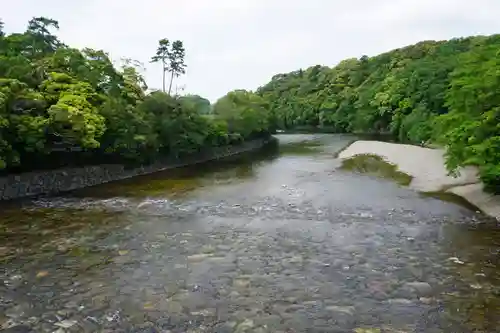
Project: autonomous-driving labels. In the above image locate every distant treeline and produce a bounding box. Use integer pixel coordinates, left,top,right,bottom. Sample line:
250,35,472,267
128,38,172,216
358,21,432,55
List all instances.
256,35,500,193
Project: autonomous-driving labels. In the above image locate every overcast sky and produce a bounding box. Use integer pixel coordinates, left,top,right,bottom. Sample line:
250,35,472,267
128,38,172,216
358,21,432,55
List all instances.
3,0,500,102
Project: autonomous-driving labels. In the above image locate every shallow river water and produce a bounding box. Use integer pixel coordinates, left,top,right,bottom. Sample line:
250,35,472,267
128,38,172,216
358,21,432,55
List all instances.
1,134,499,333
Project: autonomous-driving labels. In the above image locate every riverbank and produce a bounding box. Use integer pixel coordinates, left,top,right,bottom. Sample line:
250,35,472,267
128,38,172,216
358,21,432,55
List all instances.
0,138,275,201
338,140,500,220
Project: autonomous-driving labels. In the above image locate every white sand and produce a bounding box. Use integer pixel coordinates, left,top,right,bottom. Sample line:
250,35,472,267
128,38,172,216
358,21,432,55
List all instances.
338,140,500,220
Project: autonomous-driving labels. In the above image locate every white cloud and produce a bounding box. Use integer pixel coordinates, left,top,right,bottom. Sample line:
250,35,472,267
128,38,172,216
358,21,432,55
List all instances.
3,0,500,102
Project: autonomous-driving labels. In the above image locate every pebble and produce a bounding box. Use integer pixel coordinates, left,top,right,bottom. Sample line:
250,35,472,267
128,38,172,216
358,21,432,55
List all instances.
2,325,34,333
388,299,413,305
187,253,213,262
233,278,251,288
448,257,465,265
54,319,77,328
404,282,433,296
1,150,497,333
36,271,49,278
325,305,356,315
191,308,216,317
419,297,433,304
235,319,254,333
354,328,381,333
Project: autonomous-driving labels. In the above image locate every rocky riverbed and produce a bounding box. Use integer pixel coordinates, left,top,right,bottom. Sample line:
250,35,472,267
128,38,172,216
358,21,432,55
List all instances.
0,134,499,332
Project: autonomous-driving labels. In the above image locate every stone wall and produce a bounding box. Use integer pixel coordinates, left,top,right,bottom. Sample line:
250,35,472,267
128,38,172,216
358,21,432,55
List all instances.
0,138,273,201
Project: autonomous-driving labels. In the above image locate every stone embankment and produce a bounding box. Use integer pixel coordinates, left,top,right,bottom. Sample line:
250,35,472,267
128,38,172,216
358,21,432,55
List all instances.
0,138,274,201
338,140,500,220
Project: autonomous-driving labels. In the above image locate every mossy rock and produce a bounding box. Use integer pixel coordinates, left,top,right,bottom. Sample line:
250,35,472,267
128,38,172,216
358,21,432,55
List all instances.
340,154,413,186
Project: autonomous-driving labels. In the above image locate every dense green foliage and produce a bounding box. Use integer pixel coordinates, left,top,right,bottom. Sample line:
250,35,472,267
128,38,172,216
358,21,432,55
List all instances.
257,35,500,193
0,17,270,173
2,16,498,192
178,94,212,114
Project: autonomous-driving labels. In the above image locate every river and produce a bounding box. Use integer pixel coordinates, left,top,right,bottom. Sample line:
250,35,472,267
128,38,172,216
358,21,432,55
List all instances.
0,134,499,333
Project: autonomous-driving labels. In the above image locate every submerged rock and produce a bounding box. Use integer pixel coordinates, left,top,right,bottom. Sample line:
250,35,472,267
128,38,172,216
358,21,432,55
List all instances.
403,282,433,297
187,253,213,262
325,305,355,315
234,319,254,333
54,319,77,328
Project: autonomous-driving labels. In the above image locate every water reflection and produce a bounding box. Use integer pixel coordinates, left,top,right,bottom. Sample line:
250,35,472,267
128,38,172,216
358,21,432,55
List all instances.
70,141,280,200
0,134,499,332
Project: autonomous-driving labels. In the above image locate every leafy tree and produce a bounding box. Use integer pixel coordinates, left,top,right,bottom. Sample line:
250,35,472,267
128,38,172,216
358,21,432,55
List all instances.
178,94,211,114
26,17,62,58
213,90,270,140
257,34,499,193
151,39,186,94
0,17,271,173
150,38,170,93
167,40,186,95
434,39,500,191
151,38,186,95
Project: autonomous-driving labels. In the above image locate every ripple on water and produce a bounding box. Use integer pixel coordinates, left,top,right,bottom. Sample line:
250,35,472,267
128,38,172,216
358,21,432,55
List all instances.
0,134,499,332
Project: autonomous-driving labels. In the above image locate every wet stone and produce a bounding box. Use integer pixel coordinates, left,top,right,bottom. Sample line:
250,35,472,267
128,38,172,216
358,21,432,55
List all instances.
284,304,304,313
54,319,78,328
1,135,499,332
387,299,414,305
325,305,356,315
1,325,35,333
165,301,183,314
234,319,254,333
190,308,216,317
403,282,433,297
187,253,213,262
354,329,381,333
78,317,100,332
216,245,233,251
232,277,251,288
418,297,434,304
213,321,237,333
253,314,282,329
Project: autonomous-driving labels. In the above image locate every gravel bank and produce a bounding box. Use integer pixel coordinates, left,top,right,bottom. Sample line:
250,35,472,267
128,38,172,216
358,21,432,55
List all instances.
338,140,500,220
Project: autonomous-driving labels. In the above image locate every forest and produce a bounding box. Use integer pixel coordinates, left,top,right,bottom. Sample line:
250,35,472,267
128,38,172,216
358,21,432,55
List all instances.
1,17,498,194
257,35,500,193
0,17,271,173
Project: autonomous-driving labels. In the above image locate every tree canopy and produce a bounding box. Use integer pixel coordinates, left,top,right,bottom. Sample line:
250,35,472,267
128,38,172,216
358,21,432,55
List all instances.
2,16,498,193
256,35,500,193
0,17,271,172
150,38,186,94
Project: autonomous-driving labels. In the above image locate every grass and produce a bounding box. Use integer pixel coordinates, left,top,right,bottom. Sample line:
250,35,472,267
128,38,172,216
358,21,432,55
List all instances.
340,154,413,186
340,154,483,212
